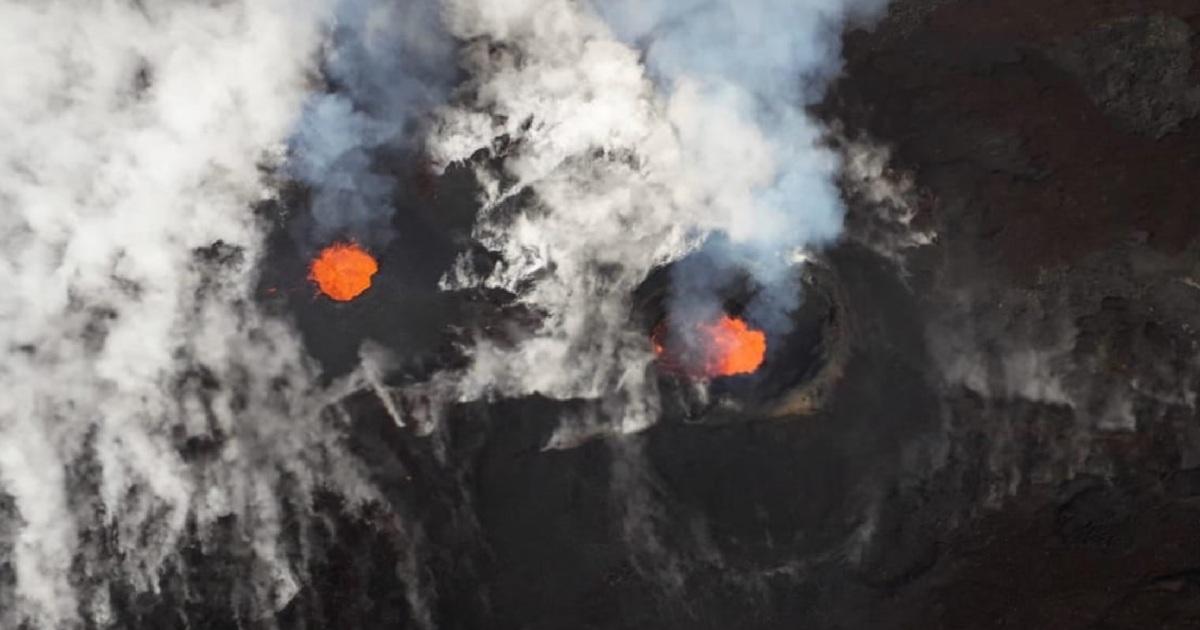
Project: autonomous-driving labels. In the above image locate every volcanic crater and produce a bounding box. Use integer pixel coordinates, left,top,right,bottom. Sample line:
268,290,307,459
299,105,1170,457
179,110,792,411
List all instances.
634,256,850,425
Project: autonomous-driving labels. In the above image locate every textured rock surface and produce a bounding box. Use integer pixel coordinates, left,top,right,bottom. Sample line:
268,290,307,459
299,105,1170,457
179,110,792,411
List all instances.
1050,14,1200,139
822,0,1200,627
77,1,1200,628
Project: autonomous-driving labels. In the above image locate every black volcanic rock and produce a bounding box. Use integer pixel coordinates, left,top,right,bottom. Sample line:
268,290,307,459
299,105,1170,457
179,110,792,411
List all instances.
129,1,1200,628
1050,14,1200,139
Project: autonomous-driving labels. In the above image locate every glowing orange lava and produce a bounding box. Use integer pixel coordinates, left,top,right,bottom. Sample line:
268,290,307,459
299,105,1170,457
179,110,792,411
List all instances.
699,315,767,376
309,242,378,301
653,314,767,377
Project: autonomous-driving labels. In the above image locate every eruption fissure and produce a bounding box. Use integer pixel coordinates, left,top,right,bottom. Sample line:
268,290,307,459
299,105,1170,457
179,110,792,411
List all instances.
423,0,887,434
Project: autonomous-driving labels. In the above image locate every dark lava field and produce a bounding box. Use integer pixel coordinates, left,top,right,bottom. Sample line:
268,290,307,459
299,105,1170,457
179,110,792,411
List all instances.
100,1,1200,628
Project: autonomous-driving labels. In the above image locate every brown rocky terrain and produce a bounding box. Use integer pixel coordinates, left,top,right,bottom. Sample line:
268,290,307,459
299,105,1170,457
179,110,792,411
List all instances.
823,1,1200,626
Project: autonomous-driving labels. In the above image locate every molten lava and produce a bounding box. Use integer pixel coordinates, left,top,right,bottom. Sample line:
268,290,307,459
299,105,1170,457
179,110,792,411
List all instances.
654,314,767,378
700,315,767,375
309,242,378,301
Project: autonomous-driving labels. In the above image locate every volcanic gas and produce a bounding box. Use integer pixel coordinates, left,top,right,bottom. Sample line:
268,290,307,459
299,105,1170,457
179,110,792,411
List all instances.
654,314,767,378
309,242,378,301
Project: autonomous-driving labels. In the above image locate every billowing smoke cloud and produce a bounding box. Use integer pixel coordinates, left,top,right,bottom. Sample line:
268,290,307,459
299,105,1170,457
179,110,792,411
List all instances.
430,0,686,434
0,1,379,626
429,0,887,432
0,0,895,622
594,0,881,335
288,0,454,249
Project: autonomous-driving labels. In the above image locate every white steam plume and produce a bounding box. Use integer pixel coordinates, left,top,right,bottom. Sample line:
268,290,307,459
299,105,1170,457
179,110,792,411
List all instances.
0,0,897,621
429,0,887,432
0,1,377,626
595,0,886,334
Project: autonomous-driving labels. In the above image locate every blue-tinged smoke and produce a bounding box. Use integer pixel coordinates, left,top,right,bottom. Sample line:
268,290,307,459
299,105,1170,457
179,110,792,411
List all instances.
591,0,882,336
289,0,455,249
414,0,892,432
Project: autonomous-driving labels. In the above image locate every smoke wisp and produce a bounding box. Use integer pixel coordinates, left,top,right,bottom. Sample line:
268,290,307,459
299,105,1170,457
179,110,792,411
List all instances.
0,0,896,624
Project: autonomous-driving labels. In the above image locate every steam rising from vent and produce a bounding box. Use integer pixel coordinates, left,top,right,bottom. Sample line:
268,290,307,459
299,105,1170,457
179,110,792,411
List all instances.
431,0,886,431
0,0,893,623
595,0,884,335
0,2,378,626
288,0,454,249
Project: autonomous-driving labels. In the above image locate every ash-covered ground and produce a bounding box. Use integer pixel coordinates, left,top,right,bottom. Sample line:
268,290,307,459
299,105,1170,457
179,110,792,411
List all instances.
6,1,1200,629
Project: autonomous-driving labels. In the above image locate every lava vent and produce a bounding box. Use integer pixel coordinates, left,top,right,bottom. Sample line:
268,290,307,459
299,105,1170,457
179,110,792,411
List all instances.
634,258,848,424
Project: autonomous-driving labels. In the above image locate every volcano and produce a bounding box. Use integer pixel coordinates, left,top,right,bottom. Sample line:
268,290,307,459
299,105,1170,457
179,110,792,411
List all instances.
9,1,1200,629
632,257,848,426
